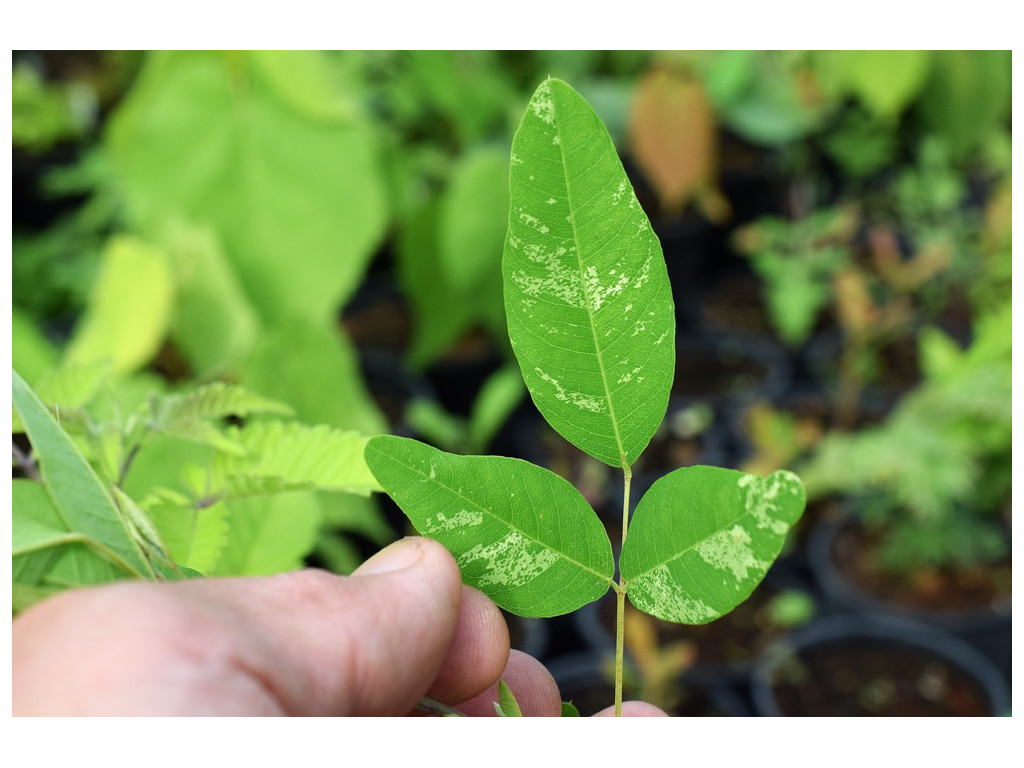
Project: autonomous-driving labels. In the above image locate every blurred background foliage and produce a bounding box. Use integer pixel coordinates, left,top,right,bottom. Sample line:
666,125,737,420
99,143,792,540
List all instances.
11,50,1012,595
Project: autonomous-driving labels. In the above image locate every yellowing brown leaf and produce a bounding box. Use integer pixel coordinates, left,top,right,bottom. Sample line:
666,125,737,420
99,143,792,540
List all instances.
628,67,722,217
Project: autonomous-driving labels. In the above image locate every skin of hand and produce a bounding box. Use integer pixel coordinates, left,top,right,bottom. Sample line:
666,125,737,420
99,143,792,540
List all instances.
13,537,666,717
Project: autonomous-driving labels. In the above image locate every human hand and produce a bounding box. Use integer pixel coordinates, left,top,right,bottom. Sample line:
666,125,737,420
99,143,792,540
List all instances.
13,537,666,717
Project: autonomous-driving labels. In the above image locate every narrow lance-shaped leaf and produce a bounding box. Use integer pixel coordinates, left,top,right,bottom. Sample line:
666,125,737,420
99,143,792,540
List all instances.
494,679,524,717
620,466,806,624
503,78,675,469
13,370,153,578
365,435,614,617
13,479,77,584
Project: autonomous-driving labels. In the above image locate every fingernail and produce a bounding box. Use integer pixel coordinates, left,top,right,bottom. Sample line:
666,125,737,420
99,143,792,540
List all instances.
354,537,425,576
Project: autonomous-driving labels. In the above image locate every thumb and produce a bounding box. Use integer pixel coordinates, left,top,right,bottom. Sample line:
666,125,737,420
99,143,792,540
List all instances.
218,537,464,715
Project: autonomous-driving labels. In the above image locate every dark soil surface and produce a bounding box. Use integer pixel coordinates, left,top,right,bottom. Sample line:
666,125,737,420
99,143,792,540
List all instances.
699,271,775,337
673,338,779,402
768,641,992,716
831,523,1012,613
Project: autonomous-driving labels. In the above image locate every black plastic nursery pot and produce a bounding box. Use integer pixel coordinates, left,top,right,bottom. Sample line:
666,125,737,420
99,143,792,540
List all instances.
547,651,752,717
807,514,1012,682
750,614,1011,717
673,329,792,414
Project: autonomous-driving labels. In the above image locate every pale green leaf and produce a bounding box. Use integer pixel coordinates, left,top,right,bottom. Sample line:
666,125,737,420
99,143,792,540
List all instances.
11,307,59,388
397,197,471,368
621,466,806,625
13,370,152,578
248,50,360,124
13,584,63,614
405,398,468,453
146,497,230,574
918,51,1011,159
106,50,387,324
155,382,294,454
33,360,111,413
467,365,526,454
121,435,214,503
503,78,675,468
210,492,322,576
365,435,614,617
313,533,364,576
396,197,501,369
212,421,381,498
440,145,511,295
918,326,964,381
821,51,931,119
43,543,129,589
164,221,261,378
13,479,75,584
64,234,175,375
13,479,73,552
240,319,386,436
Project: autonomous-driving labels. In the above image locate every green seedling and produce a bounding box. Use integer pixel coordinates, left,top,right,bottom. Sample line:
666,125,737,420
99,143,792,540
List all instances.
365,78,806,716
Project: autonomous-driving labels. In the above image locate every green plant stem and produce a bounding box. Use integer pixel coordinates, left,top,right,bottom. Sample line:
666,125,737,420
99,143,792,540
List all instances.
416,697,467,717
614,468,632,718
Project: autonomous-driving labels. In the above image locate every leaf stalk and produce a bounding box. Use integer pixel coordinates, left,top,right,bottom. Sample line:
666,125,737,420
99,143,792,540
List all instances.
614,468,632,717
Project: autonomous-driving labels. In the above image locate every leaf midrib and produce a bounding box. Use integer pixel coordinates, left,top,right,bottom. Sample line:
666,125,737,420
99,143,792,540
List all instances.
377,447,614,586
553,88,630,471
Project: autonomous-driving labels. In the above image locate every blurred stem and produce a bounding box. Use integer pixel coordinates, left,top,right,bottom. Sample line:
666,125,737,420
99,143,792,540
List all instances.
835,339,865,430
12,441,41,483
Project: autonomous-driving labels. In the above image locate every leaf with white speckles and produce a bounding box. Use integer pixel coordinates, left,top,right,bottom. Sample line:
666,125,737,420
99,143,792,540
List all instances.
620,466,806,624
365,435,614,617
503,78,675,469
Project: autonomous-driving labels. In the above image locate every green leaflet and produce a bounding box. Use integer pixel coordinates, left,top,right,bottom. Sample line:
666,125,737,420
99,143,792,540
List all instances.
13,370,153,579
503,78,675,469
365,435,614,617
620,466,806,625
